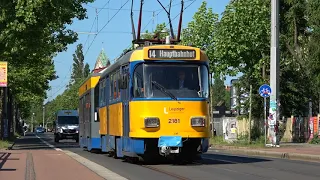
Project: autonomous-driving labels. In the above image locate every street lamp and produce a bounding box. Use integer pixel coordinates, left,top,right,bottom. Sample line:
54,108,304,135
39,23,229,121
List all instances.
43,105,45,131
31,112,35,132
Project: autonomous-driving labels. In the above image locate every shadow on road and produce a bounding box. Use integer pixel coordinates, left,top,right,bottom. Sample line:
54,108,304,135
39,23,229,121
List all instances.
11,133,79,150
0,152,19,171
143,153,271,166
52,141,80,149
199,153,272,165
11,134,51,150
118,151,272,166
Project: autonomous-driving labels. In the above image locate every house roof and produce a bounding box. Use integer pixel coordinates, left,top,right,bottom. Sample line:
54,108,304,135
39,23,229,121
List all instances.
94,48,110,70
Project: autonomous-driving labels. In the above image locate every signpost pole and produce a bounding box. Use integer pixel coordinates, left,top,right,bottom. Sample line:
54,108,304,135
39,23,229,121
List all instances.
262,63,267,146
264,96,267,146
259,84,272,147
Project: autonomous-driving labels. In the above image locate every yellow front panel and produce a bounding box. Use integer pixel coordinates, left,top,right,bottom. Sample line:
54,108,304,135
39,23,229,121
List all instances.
79,76,100,97
99,106,107,135
129,50,144,62
129,101,210,138
109,103,123,136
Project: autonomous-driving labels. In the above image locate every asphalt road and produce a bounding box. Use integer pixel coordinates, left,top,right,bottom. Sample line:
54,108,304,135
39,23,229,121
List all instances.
12,133,320,180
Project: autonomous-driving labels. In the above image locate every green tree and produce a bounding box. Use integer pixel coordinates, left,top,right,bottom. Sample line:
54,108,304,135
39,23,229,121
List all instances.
224,88,231,110
84,63,90,77
70,43,90,85
212,76,226,107
213,0,320,118
275,0,320,116
181,1,218,70
141,23,169,40
306,0,320,114
214,0,270,120
214,0,270,77
0,0,94,119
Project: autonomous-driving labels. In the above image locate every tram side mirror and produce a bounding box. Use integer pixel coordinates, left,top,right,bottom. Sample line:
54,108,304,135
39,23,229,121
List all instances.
118,74,128,89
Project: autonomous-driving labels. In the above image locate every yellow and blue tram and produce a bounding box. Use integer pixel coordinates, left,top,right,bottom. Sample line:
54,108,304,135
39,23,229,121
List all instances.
78,45,211,161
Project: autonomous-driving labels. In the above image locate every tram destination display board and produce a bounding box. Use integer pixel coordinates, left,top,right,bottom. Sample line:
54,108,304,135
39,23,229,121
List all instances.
148,49,196,59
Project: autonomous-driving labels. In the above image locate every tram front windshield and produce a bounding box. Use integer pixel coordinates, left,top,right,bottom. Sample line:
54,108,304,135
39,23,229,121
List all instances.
132,63,209,99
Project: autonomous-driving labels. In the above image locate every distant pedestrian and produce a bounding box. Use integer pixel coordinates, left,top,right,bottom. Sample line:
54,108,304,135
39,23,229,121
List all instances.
23,126,27,136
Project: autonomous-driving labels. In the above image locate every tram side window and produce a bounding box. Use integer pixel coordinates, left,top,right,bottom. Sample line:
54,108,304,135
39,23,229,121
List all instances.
116,70,121,99
113,72,117,99
133,64,144,98
99,79,107,107
110,74,114,101
84,93,89,123
99,81,103,107
109,70,122,102
79,97,83,124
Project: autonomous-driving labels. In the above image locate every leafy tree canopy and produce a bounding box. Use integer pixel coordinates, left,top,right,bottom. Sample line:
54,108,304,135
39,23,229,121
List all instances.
181,1,218,73
141,23,169,40
69,43,90,86
0,0,93,118
212,76,226,107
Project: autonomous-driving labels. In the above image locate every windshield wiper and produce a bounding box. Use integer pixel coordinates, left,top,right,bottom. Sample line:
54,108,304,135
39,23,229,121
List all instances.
151,81,177,100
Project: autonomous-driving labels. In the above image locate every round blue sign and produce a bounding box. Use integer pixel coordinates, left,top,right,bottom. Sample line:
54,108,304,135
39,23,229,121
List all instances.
259,84,272,98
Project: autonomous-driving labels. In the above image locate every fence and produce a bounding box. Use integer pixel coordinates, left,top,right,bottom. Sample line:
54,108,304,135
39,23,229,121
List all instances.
213,116,237,142
213,115,320,143
213,117,223,136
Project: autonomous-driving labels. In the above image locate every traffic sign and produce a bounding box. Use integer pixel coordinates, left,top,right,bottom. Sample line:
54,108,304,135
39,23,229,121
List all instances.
259,84,272,98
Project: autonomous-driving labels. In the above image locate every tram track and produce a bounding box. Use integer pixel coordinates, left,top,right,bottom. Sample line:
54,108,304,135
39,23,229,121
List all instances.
140,164,191,180
122,156,194,180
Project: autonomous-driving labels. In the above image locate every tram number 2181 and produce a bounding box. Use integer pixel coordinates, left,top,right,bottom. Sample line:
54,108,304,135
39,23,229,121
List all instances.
168,118,180,123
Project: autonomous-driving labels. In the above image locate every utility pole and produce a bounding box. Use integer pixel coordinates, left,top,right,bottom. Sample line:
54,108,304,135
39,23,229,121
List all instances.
269,0,280,146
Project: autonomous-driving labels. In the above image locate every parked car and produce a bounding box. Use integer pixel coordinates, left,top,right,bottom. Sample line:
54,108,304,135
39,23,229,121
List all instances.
35,127,45,133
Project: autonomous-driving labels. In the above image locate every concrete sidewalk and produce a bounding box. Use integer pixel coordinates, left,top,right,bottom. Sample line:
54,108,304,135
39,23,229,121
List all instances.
210,144,320,162
0,150,104,180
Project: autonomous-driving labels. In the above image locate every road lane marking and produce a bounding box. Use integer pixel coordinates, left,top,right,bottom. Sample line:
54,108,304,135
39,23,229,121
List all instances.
64,150,128,180
35,135,62,151
36,135,128,180
202,156,235,164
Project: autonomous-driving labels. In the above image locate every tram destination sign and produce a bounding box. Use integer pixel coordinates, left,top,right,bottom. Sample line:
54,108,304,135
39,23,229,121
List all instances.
148,49,196,59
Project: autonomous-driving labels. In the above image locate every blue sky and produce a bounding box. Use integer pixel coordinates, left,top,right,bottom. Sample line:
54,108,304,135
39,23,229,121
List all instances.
46,0,236,102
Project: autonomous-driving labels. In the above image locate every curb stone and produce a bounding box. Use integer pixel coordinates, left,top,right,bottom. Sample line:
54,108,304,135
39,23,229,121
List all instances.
210,146,320,162
210,145,253,150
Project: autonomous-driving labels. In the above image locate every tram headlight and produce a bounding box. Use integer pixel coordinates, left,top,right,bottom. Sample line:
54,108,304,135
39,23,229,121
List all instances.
191,117,205,127
144,117,160,128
